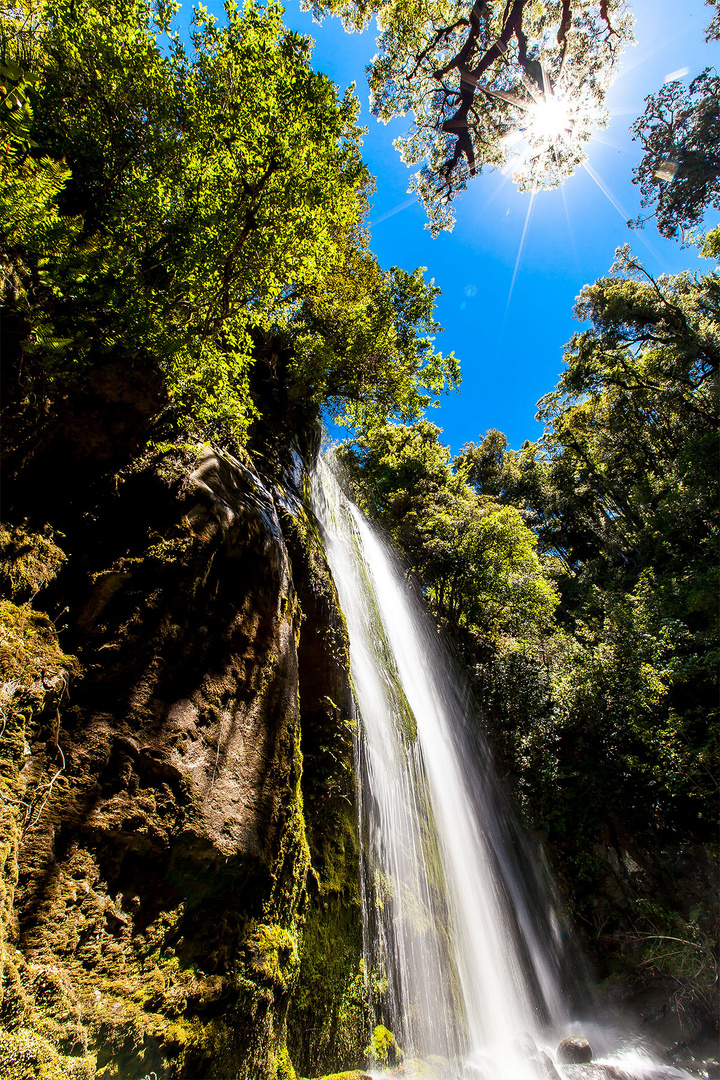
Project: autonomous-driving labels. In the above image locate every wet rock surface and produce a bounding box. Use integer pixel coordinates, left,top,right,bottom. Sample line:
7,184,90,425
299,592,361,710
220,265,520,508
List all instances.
0,441,356,1079
558,1037,594,1064
561,1068,691,1079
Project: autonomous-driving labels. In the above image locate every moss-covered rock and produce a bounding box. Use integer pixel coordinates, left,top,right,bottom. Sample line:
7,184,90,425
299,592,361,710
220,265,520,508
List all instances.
0,1025,95,1080
0,595,78,1017
0,445,316,1078
0,524,67,604
307,1072,372,1080
0,372,376,1079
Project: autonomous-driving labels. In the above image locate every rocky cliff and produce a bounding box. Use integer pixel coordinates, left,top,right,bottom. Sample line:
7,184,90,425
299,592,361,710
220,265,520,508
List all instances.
0,377,364,1080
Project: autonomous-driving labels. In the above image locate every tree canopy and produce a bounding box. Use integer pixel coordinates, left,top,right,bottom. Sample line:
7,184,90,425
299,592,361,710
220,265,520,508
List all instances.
307,0,634,232
0,0,459,455
629,1,719,246
630,67,720,244
451,251,719,835
338,419,558,645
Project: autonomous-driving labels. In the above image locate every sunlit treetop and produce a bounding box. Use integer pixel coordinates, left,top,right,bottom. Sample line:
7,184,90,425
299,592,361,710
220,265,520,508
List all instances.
0,0,461,447
305,0,634,232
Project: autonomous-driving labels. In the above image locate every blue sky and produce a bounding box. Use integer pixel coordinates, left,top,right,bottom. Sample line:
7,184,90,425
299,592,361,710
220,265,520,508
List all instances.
205,0,718,452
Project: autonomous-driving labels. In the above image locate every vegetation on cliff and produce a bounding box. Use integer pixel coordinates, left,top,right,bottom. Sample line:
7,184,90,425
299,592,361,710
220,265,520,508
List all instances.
1,3,404,1074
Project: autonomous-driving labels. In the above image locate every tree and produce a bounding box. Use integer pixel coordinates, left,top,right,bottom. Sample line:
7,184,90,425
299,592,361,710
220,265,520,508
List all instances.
629,0,719,245
308,0,633,232
291,258,460,430
339,420,558,643
453,251,719,835
523,251,720,831
630,67,720,243
0,0,458,454
454,428,512,499
520,255,719,631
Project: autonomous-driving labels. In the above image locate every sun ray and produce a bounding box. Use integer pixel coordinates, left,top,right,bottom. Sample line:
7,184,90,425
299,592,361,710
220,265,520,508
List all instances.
560,183,579,271
590,133,636,155
614,36,682,82
582,160,631,219
370,196,417,228
581,162,668,269
478,171,513,213
506,193,535,313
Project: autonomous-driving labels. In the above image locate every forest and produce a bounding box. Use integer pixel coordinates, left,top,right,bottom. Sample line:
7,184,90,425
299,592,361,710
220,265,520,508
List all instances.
0,1,717,1079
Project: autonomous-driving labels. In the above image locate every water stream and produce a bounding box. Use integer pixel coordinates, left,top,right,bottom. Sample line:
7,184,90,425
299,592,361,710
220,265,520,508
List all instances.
311,456,694,1080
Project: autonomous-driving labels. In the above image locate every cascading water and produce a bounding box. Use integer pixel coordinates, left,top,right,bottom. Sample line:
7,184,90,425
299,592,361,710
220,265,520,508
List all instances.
312,456,585,1077
311,455,694,1080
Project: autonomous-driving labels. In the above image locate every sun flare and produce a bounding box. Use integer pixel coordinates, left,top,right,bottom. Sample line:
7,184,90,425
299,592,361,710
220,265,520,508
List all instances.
498,76,605,192
527,94,573,141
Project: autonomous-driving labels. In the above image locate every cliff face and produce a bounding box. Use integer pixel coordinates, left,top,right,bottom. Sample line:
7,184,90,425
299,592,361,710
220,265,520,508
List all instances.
0,407,364,1079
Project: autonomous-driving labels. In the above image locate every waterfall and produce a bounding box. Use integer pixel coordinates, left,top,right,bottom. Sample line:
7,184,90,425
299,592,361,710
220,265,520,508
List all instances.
311,456,593,1078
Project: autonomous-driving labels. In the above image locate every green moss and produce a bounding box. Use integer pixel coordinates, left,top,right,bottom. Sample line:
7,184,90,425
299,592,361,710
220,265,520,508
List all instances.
287,891,368,1077
0,600,78,693
277,476,371,1080
308,1073,371,1080
0,600,78,1015
0,446,361,1080
366,1024,402,1069
246,923,300,990
275,1044,297,1080
0,573,311,1079
0,525,66,604
0,1026,94,1080
8,839,267,1079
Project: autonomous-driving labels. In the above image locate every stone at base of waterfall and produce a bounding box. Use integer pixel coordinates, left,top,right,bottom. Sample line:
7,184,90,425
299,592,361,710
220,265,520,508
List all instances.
532,1049,562,1079
557,1037,594,1064
561,1066,696,1080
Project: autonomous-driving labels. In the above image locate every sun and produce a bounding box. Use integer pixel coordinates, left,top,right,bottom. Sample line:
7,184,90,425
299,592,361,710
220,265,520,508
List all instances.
526,94,574,141
498,77,605,192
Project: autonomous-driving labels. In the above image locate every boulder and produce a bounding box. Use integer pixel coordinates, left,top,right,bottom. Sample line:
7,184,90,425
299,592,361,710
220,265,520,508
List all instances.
557,1036,594,1065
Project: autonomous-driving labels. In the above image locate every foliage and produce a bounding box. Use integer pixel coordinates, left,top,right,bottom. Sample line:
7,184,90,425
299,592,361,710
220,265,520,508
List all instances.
537,247,719,570
338,420,558,646
630,67,720,243
292,260,460,429
455,254,720,834
0,0,458,450
0,523,66,602
0,50,38,156
305,0,633,232
618,894,719,1014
